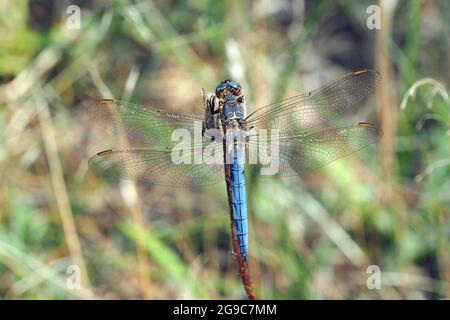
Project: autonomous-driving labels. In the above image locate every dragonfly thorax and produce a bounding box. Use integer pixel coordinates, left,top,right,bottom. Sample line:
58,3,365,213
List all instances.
214,79,246,127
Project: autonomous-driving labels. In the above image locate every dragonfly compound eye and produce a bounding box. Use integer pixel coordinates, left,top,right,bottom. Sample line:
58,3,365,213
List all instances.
215,82,228,98
215,80,242,99
233,87,241,96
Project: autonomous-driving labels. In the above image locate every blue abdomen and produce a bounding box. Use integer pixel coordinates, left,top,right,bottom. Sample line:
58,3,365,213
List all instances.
230,144,248,261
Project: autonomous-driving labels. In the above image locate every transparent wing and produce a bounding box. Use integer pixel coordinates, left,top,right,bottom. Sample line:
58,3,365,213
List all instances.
245,69,380,135
88,99,210,148
89,143,225,187
248,123,378,176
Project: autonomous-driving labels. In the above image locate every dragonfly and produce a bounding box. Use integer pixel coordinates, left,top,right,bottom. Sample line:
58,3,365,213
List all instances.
88,69,380,262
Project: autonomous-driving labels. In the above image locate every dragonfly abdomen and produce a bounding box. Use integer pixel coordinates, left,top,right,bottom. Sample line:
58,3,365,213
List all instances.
230,144,248,261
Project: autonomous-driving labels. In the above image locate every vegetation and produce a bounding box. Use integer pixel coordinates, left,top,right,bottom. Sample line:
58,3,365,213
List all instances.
0,0,448,299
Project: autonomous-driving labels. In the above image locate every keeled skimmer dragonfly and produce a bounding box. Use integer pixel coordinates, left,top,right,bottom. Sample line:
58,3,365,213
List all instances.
89,69,380,261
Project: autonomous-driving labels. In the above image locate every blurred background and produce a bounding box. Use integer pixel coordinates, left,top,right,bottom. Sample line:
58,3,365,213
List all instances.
0,0,449,299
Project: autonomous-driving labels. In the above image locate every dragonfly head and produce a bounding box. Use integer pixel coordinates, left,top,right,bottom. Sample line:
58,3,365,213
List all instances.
215,79,246,125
